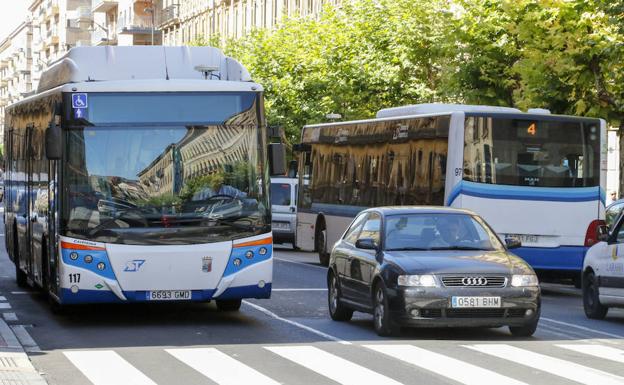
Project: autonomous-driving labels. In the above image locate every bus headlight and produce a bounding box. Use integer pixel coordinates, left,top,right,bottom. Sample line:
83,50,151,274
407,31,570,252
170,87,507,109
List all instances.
511,274,539,287
397,274,438,287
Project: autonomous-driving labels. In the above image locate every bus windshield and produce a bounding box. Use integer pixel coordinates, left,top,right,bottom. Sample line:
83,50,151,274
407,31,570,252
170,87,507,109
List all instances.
61,94,269,245
463,116,600,187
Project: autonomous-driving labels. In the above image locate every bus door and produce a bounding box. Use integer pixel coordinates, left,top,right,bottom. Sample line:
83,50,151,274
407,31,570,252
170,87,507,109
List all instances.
25,125,35,279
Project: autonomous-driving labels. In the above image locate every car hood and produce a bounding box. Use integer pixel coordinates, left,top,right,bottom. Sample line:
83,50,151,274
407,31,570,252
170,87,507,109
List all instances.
386,250,533,275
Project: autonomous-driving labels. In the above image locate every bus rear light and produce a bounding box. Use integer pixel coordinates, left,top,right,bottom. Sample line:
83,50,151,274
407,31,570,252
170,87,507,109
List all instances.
585,219,606,247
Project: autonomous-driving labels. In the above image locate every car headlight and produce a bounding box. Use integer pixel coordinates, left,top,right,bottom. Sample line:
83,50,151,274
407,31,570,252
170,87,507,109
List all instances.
511,274,539,287
397,274,438,287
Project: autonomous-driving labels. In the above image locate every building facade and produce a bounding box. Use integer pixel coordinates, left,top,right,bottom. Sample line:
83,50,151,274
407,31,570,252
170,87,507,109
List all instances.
159,0,341,46
29,0,92,88
0,22,33,139
91,0,162,46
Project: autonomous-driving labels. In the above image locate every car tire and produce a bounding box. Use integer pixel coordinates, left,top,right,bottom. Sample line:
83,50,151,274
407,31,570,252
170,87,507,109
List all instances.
316,225,330,266
328,272,353,321
216,299,242,312
583,271,608,319
373,281,400,337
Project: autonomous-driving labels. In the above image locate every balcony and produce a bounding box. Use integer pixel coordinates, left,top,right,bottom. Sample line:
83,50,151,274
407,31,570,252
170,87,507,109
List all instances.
91,26,117,46
159,4,180,28
118,15,155,35
44,1,60,21
92,0,118,13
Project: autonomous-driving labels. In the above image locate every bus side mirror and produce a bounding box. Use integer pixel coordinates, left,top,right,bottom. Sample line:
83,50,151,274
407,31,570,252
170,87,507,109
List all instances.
268,143,285,176
287,160,298,178
45,122,61,160
598,224,609,242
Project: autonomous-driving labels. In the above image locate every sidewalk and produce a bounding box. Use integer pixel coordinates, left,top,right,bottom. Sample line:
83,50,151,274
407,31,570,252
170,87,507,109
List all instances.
0,318,47,385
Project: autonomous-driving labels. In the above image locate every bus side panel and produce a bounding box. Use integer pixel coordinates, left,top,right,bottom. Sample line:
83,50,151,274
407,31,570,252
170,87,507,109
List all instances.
445,112,466,207
599,119,607,218
296,211,317,251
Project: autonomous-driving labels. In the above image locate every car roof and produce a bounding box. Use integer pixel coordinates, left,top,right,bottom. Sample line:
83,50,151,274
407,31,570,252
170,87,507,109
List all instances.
363,206,476,216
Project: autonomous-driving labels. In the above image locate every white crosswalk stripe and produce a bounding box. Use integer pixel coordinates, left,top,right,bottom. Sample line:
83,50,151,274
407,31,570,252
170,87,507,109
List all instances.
558,344,624,364
465,344,624,385
64,350,158,385
166,347,281,385
365,344,529,385
266,345,404,385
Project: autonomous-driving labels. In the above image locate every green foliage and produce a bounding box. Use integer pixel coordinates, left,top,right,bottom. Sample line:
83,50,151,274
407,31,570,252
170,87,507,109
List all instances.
195,0,624,136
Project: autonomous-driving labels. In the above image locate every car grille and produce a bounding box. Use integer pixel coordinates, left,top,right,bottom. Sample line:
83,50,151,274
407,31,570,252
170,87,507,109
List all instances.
441,276,507,288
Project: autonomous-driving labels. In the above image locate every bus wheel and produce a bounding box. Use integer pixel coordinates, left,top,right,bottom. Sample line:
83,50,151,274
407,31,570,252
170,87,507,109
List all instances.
316,224,330,266
216,299,242,312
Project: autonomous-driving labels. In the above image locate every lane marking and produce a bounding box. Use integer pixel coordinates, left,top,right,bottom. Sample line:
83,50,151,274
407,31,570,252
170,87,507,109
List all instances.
272,288,327,292
64,351,158,385
10,291,31,295
538,324,579,340
541,317,624,339
167,348,280,385
0,296,7,301
466,344,624,385
2,313,17,322
365,344,528,385
266,345,403,385
274,257,327,270
10,325,40,352
0,303,12,310
558,344,624,364
243,300,350,345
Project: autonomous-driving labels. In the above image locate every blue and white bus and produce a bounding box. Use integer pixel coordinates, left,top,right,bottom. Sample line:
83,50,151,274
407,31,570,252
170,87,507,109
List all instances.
4,46,283,310
295,104,606,281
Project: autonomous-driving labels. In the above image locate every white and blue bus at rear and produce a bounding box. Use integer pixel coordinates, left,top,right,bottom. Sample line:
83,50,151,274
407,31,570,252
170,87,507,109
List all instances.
296,104,606,281
4,46,282,309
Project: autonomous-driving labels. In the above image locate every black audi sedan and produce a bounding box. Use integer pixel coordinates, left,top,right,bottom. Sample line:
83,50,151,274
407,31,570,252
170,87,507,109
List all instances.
327,207,540,337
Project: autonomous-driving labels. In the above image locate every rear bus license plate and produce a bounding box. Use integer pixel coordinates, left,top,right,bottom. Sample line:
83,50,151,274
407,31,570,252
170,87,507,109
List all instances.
451,296,501,308
147,290,192,301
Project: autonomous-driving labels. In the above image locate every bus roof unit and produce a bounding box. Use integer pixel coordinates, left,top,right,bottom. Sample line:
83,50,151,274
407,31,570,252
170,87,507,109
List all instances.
37,46,253,93
376,103,522,118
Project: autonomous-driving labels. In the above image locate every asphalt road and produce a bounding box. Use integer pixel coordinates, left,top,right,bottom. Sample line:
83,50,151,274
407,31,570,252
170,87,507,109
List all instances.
0,236,623,384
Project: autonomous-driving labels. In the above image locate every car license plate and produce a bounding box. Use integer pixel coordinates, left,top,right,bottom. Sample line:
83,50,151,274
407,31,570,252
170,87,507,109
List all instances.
451,296,501,308
272,222,290,230
147,290,192,301
505,234,539,244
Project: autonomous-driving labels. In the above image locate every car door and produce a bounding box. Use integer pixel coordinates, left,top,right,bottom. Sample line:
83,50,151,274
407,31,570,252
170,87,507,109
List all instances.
333,212,368,300
601,216,624,300
348,212,382,306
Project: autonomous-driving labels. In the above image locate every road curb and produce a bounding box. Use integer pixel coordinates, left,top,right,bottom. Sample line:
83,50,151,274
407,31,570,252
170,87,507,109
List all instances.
0,319,48,385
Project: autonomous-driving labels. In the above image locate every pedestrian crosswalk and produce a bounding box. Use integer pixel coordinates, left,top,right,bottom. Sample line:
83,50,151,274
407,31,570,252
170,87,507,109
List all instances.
61,342,624,385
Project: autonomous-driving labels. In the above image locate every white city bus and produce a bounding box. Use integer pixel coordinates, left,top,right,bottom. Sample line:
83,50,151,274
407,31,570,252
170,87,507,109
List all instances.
4,46,283,310
295,104,606,281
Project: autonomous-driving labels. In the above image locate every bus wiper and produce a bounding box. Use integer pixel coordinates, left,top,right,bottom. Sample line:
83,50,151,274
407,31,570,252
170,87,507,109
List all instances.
211,218,257,232
88,207,155,236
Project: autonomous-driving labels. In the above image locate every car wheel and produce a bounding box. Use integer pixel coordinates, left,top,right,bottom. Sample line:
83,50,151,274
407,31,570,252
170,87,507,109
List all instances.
373,281,400,337
328,272,353,321
316,226,330,266
583,271,608,319
216,299,242,312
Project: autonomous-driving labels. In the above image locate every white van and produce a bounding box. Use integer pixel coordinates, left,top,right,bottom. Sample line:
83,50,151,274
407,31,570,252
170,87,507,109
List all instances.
271,177,298,247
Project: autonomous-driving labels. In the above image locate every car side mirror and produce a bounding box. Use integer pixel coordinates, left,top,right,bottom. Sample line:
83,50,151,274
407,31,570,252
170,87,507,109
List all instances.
505,237,522,249
597,224,609,242
268,143,286,176
355,238,378,251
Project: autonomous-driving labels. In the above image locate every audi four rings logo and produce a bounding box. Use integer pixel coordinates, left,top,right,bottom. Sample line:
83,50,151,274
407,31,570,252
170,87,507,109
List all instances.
462,277,488,286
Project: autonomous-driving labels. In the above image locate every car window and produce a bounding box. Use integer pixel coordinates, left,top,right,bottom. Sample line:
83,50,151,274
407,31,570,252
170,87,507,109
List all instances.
359,213,381,243
344,213,368,244
384,213,503,251
606,203,624,228
270,183,291,206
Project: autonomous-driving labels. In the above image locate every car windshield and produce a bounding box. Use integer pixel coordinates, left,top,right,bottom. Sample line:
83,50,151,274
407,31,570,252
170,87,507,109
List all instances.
270,183,291,206
384,213,504,251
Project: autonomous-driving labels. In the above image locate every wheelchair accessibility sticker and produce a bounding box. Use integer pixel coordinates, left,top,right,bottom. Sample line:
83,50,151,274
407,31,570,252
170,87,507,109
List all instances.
72,93,88,108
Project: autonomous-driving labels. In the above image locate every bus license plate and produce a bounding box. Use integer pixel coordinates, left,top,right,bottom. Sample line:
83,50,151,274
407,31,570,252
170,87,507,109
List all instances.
451,296,501,308
147,290,192,301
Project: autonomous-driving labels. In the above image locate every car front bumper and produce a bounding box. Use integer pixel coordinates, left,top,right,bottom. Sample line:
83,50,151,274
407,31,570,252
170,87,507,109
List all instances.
390,285,540,328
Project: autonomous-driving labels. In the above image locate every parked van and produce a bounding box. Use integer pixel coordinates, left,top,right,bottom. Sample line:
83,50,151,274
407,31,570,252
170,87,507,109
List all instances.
271,177,298,247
